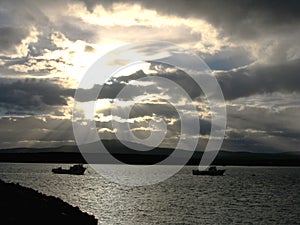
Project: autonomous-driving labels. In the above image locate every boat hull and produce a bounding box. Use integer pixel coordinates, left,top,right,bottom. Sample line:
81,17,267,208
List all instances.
192,169,225,176
52,168,86,175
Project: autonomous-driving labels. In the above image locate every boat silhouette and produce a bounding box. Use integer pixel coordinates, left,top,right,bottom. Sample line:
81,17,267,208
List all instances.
192,166,225,176
52,164,86,175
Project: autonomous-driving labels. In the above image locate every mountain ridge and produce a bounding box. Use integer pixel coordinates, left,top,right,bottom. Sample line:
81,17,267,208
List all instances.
0,140,300,166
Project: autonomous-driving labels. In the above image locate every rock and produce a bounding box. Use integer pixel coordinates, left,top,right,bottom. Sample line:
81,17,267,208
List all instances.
0,179,98,225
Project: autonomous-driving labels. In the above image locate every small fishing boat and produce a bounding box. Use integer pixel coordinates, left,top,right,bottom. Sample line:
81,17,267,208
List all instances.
52,164,86,175
192,166,225,176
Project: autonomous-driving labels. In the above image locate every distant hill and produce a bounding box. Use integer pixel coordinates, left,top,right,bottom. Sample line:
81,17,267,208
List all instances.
0,139,170,154
0,145,80,154
0,140,300,166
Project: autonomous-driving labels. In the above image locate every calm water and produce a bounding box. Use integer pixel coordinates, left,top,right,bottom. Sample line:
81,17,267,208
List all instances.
0,164,299,224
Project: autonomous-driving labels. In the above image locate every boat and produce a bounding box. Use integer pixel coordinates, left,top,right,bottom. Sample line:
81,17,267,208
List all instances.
52,164,86,175
192,166,225,176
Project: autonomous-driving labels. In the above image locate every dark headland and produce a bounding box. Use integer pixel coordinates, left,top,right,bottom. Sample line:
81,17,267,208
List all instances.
0,179,97,225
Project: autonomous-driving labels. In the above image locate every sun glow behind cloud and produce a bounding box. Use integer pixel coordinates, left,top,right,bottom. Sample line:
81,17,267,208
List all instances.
66,2,230,53
2,1,232,88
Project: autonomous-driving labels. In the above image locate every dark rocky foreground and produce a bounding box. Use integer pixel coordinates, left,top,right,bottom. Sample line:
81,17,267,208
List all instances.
0,179,98,225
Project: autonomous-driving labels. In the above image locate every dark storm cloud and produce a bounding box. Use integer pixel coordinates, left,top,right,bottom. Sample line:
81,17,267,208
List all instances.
172,117,212,136
75,82,146,102
105,59,300,102
0,27,28,52
58,20,99,43
75,67,202,102
0,56,29,75
95,102,179,118
0,0,99,44
0,80,74,109
217,59,300,100
227,104,300,133
202,47,253,70
114,69,204,99
102,58,300,101
79,0,300,40
0,0,50,34
0,116,73,131
224,104,300,152
124,103,179,118
0,116,75,148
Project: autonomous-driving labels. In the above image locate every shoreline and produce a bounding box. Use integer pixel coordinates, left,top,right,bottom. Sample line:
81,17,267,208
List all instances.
1,162,300,167
0,179,98,225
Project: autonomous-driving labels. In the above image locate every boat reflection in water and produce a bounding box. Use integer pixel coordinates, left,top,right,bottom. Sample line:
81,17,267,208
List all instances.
52,164,86,175
192,166,225,176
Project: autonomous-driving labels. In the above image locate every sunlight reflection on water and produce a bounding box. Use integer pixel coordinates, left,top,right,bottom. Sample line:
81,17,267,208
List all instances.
0,164,299,224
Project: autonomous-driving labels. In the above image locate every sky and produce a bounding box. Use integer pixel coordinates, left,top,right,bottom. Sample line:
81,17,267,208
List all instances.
0,0,300,152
